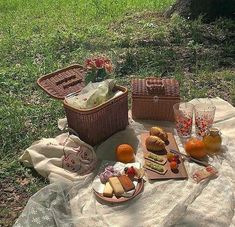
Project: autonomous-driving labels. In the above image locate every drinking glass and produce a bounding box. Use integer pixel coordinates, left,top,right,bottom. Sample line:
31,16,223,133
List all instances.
173,102,194,138
194,103,216,137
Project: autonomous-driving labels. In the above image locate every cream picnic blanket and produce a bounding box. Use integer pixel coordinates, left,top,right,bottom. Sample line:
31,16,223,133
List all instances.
15,97,235,227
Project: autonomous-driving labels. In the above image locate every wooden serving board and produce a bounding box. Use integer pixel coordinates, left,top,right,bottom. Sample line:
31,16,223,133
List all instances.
141,132,188,180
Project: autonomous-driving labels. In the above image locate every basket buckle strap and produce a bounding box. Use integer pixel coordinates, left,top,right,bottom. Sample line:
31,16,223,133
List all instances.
145,78,165,95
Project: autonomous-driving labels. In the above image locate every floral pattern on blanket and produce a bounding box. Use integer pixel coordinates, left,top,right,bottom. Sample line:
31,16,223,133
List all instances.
14,183,73,227
62,146,97,175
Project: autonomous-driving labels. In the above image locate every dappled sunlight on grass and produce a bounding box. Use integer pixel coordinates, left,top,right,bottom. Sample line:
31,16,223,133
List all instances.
0,1,234,225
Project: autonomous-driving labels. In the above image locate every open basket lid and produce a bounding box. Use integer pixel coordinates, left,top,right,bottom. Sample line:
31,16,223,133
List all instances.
37,64,86,99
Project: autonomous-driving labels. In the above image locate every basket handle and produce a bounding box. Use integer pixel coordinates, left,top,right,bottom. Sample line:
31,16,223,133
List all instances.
146,78,165,95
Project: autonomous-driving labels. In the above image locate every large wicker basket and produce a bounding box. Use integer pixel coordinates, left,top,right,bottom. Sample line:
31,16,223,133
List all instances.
131,78,180,121
37,64,128,146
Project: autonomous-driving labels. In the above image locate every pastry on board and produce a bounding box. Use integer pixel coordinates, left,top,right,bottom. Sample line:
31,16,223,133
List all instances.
145,135,165,151
144,161,167,175
150,126,168,143
144,152,167,164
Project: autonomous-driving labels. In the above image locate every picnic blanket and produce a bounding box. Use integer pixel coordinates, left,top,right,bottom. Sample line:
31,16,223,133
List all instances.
14,97,235,227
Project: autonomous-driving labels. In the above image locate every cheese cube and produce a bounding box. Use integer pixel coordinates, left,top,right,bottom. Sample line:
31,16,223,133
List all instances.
108,177,124,196
103,182,113,197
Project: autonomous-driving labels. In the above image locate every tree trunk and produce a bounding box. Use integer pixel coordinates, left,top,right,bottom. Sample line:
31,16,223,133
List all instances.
165,0,235,21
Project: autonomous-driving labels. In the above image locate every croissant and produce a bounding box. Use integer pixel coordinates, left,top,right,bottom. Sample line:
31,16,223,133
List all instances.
150,127,168,142
145,136,165,152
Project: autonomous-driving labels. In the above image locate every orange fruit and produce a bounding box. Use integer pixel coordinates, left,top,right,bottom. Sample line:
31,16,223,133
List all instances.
185,137,207,159
116,144,135,163
170,161,178,170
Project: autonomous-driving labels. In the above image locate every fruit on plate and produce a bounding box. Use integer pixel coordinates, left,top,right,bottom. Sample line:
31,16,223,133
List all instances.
116,144,135,163
145,136,165,152
150,127,168,143
124,166,136,178
124,166,144,179
170,161,178,170
99,165,120,184
185,137,207,159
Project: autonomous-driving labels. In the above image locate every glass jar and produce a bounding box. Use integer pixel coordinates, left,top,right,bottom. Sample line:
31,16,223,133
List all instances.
203,128,222,154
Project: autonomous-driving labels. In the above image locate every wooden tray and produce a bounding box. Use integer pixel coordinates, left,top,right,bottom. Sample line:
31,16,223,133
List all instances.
141,132,188,180
94,178,144,204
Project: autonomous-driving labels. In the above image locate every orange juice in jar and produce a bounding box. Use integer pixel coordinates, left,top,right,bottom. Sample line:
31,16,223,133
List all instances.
203,128,222,154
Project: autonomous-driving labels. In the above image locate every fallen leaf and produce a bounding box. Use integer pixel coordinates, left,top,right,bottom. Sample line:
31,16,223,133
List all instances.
16,178,30,186
13,207,23,211
4,187,14,193
13,194,20,202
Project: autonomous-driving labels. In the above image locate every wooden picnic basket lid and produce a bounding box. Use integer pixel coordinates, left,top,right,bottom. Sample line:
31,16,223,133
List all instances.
132,78,180,98
37,64,86,99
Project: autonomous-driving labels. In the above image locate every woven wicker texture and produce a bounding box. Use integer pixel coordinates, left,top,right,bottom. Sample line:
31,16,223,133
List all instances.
37,65,129,146
145,78,165,95
131,78,180,121
132,78,179,97
37,64,86,99
64,85,128,146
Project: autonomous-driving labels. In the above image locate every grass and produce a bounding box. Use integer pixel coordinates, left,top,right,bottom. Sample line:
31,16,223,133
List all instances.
0,0,234,226
0,0,174,158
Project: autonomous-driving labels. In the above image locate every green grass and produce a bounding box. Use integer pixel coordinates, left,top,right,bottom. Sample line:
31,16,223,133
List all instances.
0,0,174,156
0,0,235,225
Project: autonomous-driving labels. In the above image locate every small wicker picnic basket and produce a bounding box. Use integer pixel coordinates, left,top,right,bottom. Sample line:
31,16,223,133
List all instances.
131,78,180,121
37,64,128,146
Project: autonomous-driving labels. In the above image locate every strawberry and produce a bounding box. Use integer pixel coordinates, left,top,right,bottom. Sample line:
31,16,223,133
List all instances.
126,166,136,178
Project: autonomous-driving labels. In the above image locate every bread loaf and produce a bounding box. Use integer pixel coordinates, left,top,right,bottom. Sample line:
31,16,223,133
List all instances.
145,135,165,151
150,127,168,142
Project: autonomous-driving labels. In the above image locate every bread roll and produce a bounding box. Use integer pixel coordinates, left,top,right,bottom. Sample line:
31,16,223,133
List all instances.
145,136,165,151
150,127,168,142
